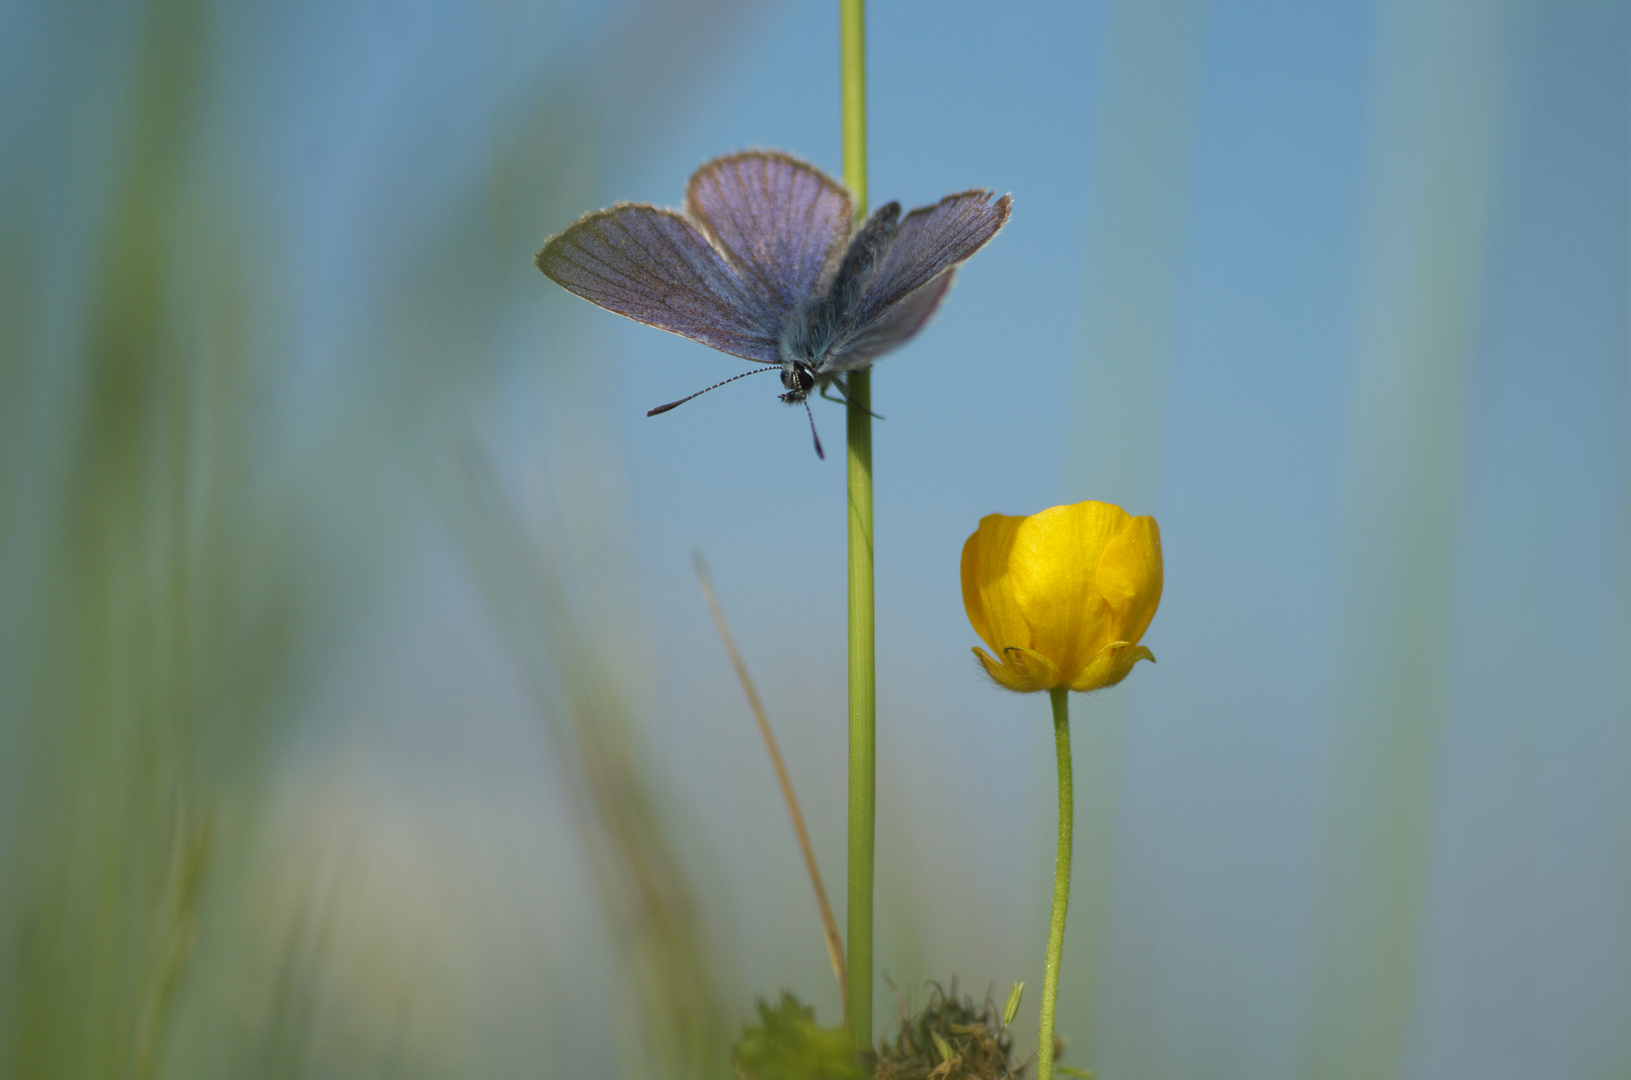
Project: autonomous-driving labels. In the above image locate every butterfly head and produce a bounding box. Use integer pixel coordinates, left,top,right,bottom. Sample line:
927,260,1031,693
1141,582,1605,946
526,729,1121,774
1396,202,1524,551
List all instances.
778,360,818,405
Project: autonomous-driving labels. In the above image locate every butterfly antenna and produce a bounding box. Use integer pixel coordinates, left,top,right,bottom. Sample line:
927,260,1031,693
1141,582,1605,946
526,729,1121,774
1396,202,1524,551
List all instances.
803,399,824,459
647,368,775,416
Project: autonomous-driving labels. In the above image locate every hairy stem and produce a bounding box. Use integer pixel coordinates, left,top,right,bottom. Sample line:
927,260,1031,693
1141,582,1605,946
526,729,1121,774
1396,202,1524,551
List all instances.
1038,687,1074,1080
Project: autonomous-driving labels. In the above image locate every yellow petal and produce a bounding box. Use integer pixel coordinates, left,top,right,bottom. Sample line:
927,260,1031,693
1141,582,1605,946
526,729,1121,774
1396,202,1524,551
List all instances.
961,514,1031,657
1008,502,1130,682
1096,515,1163,650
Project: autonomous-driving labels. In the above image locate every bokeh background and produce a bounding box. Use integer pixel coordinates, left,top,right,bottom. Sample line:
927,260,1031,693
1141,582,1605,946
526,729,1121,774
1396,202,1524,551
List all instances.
2,0,1627,1078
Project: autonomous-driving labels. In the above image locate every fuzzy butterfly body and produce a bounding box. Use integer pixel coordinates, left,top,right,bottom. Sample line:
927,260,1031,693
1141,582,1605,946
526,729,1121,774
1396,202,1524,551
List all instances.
535,151,1010,453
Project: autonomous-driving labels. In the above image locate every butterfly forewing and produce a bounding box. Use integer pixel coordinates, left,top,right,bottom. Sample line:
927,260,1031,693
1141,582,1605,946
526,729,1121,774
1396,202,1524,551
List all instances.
686,152,854,314
851,190,1011,330
535,204,783,363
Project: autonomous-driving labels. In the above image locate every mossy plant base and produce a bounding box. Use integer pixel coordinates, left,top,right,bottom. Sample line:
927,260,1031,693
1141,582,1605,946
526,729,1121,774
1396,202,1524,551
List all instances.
874,981,1025,1080
735,981,1039,1080
733,994,866,1080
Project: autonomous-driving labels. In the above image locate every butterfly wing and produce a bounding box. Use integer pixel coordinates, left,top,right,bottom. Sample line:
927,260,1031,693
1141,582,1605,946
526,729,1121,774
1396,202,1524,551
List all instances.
686,151,854,312
536,204,783,363
824,267,956,368
822,190,1010,371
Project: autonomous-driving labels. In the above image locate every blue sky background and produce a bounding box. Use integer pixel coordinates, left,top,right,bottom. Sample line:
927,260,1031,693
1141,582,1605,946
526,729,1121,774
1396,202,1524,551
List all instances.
2,0,1628,1077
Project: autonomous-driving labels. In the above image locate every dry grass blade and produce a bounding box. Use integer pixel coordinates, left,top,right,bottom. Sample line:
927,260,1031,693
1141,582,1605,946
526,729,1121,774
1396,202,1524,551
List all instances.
694,554,849,1019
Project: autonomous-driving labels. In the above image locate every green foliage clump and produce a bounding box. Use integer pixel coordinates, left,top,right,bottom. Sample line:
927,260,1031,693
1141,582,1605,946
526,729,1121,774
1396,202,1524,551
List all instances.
874,982,1024,1080
733,993,866,1080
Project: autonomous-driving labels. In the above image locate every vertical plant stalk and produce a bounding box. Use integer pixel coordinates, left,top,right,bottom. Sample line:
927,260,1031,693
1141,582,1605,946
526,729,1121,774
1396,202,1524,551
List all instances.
694,555,848,1015
1038,687,1075,1080
839,0,874,1055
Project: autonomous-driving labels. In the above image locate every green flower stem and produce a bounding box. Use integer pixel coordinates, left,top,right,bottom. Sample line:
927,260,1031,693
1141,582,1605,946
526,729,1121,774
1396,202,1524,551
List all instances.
1038,686,1074,1080
839,0,873,1055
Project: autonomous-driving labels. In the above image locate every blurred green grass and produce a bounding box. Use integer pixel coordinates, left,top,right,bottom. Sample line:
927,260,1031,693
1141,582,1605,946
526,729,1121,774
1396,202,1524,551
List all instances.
0,0,742,1076
2,2,297,1076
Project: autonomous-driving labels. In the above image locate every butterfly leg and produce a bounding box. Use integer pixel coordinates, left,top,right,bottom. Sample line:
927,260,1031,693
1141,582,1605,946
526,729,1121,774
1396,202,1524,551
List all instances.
818,382,885,420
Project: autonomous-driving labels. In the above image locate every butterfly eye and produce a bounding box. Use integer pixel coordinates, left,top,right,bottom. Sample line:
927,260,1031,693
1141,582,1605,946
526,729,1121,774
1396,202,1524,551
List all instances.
780,363,816,396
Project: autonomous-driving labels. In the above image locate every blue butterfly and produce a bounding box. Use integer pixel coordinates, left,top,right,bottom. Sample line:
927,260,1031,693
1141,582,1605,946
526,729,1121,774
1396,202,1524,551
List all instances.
536,151,1010,457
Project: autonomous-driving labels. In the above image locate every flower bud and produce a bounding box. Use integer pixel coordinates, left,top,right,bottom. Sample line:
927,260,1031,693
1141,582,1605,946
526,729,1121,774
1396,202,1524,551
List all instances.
961,501,1162,694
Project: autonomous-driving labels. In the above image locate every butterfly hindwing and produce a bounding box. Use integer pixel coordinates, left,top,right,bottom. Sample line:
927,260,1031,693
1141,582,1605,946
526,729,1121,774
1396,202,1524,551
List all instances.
851,190,1010,333
686,151,854,315
824,267,957,372
535,203,783,363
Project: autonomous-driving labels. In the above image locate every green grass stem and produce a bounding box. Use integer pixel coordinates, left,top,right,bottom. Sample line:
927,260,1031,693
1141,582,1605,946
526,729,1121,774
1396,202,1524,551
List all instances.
839,0,874,1055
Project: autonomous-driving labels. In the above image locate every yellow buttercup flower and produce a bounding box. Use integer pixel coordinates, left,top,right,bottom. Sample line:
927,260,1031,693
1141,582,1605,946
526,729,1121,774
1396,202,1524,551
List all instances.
961,500,1163,694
